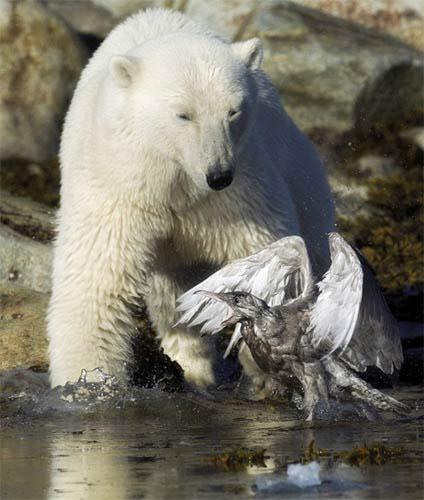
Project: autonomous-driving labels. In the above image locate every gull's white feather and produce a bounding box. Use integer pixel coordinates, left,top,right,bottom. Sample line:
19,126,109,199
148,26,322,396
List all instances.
176,297,208,324
199,303,233,334
224,323,242,358
176,236,313,334
310,233,362,354
310,233,402,374
309,233,363,355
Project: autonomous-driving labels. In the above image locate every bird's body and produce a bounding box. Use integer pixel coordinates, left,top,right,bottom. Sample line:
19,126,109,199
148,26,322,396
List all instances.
176,233,406,419
229,298,405,420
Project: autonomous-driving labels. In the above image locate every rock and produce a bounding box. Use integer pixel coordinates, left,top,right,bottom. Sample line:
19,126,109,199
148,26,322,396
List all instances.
399,127,424,150
0,157,60,207
186,0,257,40
0,0,87,162
0,191,54,293
43,0,188,39
185,1,423,134
93,0,191,19
0,369,49,398
329,178,368,220
43,0,115,39
239,2,423,134
20,1,421,137
291,0,424,51
0,283,49,371
357,154,396,177
0,191,55,237
91,0,162,19
73,0,424,55
0,226,53,294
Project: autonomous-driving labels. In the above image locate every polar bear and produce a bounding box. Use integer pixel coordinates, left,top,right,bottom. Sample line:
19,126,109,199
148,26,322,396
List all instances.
47,8,334,388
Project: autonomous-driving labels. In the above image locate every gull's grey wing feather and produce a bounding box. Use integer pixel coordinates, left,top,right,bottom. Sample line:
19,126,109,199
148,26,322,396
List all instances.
309,232,362,355
310,233,402,373
341,249,403,374
176,236,313,334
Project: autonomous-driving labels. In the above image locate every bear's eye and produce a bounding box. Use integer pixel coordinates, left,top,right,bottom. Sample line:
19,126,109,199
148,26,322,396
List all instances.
228,109,240,120
234,296,240,305
177,113,191,121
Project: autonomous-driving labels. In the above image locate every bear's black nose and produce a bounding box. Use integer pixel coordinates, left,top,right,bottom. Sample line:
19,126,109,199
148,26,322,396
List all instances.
206,171,233,191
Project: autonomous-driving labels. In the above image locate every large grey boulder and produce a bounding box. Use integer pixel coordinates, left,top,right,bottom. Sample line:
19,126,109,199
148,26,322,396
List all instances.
185,0,257,40
291,0,424,51
188,0,423,133
91,0,186,19
0,191,54,293
0,0,87,162
43,0,115,39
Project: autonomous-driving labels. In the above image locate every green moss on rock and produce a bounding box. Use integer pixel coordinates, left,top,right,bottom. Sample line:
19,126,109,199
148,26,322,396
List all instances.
207,448,268,472
337,166,423,300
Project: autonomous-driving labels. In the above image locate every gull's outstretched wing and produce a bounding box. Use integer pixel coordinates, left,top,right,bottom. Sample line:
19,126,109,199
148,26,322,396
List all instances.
310,233,402,373
342,249,403,373
176,236,313,335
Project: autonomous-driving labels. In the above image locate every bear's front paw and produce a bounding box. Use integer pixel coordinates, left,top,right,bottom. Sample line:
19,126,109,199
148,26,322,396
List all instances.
160,331,217,388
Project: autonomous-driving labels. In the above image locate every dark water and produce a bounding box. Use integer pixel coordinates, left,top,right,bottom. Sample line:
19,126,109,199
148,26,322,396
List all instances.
1,372,423,500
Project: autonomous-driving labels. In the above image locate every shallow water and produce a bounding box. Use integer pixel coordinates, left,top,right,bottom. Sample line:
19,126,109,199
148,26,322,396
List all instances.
1,373,423,500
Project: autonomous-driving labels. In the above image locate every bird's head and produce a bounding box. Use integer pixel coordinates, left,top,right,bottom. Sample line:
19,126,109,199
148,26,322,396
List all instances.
196,290,268,327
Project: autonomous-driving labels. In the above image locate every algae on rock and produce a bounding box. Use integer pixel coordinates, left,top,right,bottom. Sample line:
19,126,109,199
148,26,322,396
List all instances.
0,283,49,371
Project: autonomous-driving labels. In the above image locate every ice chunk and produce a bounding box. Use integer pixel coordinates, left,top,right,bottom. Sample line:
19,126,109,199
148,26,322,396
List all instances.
287,461,321,487
254,461,321,494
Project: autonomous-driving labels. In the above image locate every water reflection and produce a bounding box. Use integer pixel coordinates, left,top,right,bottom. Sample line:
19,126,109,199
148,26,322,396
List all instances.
1,387,423,499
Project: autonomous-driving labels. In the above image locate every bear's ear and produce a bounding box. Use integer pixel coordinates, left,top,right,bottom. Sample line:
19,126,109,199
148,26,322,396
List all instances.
109,55,141,88
232,38,263,71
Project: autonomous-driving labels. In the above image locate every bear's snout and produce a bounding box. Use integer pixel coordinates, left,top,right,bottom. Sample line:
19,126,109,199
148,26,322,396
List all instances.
206,170,233,191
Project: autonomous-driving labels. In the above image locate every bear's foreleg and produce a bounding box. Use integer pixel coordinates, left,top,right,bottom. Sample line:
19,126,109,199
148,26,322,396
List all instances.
144,272,217,388
48,209,154,387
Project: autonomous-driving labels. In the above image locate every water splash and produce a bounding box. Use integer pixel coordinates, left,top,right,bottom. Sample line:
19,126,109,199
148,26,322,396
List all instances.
58,368,125,406
0,367,149,420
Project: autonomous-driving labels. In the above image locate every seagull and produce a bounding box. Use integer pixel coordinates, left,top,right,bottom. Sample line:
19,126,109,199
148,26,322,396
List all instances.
175,233,406,419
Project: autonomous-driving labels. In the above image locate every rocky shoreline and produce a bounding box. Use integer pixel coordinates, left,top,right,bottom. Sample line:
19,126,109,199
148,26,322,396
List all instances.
0,0,422,383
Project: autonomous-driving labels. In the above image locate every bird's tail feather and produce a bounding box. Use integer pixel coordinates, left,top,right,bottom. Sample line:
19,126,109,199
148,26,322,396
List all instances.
325,358,408,414
349,378,408,413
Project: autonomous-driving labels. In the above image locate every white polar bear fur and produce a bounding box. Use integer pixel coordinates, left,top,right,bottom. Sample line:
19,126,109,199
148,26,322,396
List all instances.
48,8,334,388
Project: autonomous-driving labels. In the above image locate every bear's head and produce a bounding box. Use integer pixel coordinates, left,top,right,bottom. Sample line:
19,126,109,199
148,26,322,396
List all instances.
104,33,263,196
